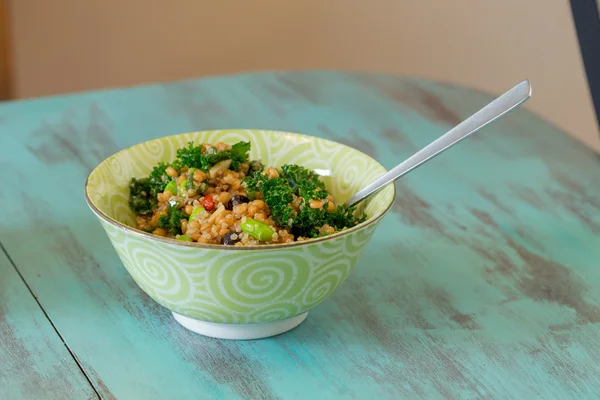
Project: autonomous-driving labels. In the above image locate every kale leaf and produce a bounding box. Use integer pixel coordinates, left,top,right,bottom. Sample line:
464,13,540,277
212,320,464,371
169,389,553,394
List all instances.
259,176,296,227
176,142,210,171
147,162,172,195
206,141,251,171
248,160,265,176
175,141,251,172
157,204,188,235
130,141,252,217
325,205,366,230
245,164,366,238
129,177,155,215
129,162,177,216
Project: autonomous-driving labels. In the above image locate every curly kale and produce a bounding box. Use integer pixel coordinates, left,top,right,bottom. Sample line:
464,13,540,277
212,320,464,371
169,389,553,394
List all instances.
208,141,251,171
147,162,172,194
248,160,265,176
292,206,327,238
260,176,296,226
176,142,210,171
129,140,364,239
129,161,178,215
325,205,366,230
158,204,188,235
129,178,155,215
130,141,252,217
245,164,366,238
175,141,251,172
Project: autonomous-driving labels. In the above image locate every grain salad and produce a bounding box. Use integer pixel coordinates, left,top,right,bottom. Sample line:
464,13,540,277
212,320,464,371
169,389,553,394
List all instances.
129,141,366,246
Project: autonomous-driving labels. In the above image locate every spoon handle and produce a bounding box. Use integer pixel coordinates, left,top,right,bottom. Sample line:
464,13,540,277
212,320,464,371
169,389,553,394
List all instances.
344,80,532,208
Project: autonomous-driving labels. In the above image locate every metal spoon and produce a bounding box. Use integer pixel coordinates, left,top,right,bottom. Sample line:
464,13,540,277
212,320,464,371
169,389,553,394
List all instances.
344,80,532,208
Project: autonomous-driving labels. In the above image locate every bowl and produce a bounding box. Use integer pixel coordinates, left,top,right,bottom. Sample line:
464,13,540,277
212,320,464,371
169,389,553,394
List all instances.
85,129,395,339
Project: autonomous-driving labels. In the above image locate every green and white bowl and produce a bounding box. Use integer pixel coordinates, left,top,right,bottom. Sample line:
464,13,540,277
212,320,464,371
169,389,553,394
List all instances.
85,130,395,340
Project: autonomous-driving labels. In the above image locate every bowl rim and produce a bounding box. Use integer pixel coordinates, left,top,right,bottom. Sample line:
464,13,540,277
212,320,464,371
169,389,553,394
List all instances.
84,129,396,251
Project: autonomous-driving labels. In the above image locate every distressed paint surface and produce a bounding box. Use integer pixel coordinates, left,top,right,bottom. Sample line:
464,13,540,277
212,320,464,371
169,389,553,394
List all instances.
0,71,599,399
0,249,97,399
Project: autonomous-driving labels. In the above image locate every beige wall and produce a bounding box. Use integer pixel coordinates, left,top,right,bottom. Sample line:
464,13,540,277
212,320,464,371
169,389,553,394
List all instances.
8,0,600,150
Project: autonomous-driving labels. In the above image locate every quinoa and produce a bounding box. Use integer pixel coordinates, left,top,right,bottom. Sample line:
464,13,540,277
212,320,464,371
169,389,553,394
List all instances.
129,141,366,246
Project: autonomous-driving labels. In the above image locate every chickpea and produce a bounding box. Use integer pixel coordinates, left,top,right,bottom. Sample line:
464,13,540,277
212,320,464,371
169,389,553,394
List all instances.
320,224,335,234
327,200,335,212
233,203,248,217
166,166,179,178
309,199,324,209
190,232,201,241
252,200,266,210
218,192,232,205
266,168,279,179
216,142,229,152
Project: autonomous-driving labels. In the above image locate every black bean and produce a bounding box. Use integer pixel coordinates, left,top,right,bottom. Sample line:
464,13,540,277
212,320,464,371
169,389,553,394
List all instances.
226,194,250,210
221,231,240,245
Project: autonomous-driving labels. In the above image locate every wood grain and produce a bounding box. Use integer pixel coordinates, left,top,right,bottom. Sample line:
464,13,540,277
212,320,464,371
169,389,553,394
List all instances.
0,248,97,398
0,72,599,398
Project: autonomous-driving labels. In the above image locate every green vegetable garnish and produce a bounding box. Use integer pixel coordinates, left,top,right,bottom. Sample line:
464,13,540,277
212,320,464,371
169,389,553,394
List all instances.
129,178,155,215
244,164,365,238
175,141,251,172
241,218,274,241
178,179,188,196
188,206,206,222
164,180,178,196
130,140,367,242
130,141,250,215
281,164,327,200
176,235,193,242
148,162,174,194
158,204,187,235
248,160,264,176
187,168,197,189
129,162,183,214
209,142,251,171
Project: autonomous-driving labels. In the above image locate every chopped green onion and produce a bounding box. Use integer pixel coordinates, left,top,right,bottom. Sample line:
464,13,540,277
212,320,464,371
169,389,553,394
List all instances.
189,206,207,222
164,180,177,195
178,179,188,196
187,168,197,190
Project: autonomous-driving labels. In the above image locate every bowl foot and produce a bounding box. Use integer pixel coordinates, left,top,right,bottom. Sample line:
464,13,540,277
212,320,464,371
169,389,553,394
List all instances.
172,312,309,340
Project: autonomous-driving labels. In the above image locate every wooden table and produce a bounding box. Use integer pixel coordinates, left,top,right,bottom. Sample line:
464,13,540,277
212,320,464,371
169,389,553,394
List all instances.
1,71,599,399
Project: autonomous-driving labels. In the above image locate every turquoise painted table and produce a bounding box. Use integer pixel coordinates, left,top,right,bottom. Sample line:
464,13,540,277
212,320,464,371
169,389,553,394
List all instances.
1,71,600,399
